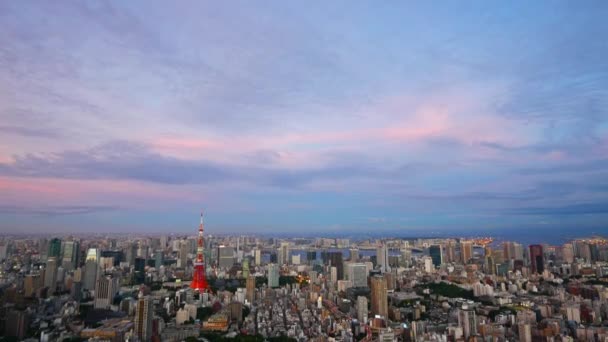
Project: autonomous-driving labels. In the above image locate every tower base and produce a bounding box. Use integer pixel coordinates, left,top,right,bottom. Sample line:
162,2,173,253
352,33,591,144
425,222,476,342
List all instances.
191,264,209,291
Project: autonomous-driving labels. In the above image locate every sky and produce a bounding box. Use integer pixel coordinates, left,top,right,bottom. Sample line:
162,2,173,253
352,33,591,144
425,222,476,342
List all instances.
1,1,608,236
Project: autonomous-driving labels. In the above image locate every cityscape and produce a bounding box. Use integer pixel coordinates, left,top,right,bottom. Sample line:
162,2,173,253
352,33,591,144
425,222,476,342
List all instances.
2,1,608,342
1,215,608,341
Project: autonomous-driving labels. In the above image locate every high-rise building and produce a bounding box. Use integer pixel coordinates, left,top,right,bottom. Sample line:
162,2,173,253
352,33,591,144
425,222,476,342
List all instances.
458,306,477,339
370,276,388,318
0,241,10,261
503,241,524,261
191,212,210,292
61,240,80,271
278,242,290,266
94,275,118,309
350,248,359,262
135,295,154,342
24,274,42,297
429,245,443,267
518,323,532,342
357,296,368,323
346,263,368,287
134,257,146,284
83,248,100,290
154,250,163,269
327,251,344,280
179,241,189,268
400,249,412,267
48,238,62,258
242,258,250,278
306,251,317,264
254,249,262,266
445,241,456,263
6,310,29,340
529,245,544,274
376,245,389,273
460,241,473,263
268,263,280,288
218,245,235,269
44,257,58,293
562,243,574,263
126,243,137,266
246,275,256,303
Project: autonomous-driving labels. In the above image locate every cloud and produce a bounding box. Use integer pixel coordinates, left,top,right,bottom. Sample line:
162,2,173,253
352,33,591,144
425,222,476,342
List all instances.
0,125,61,139
506,202,608,216
0,204,119,217
0,140,383,188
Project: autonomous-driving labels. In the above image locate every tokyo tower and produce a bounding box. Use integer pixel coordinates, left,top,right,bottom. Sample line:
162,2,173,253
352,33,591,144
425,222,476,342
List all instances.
190,211,210,291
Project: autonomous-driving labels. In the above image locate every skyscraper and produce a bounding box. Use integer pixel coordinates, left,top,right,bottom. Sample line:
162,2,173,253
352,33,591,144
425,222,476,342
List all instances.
327,251,344,280
246,275,256,303
349,248,359,262
154,250,163,269
370,276,388,318
460,241,473,264
445,241,456,263
346,263,368,287
94,275,118,309
218,245,235,269
376,244,388,273
48,238,62,258
278,242,290,266
135,295,153,342
268,263,280,288
429,245,443,267
61,240,80,271
6,310,29,340
357,296,368,323
254,249,262,266
44,257,58,293
83,248,100,290
529,245,544,274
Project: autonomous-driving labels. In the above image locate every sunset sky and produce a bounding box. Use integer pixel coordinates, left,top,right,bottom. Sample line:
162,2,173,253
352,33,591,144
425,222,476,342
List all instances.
1,1,607,235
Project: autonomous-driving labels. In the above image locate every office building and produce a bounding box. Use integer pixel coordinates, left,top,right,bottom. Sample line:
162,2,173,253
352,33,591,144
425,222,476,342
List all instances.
94,276,119,309
371,276,388,318
357,296,368,323
268,263,280,288
346,263,368,287
135,295,154,342
44,257,58,293
61,240,80,271
429,245,443,267
246,275,256,303
84,248,100,290
218,245,235,269
529,244,544,274
376,245,389,273
460,241,473,263
278,242,290,265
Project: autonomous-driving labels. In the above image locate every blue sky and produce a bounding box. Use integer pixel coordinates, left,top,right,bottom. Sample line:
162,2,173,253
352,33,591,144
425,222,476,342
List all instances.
1,1,607,235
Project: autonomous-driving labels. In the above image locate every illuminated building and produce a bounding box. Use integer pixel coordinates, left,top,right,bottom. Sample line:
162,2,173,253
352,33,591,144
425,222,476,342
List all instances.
191,212,210,291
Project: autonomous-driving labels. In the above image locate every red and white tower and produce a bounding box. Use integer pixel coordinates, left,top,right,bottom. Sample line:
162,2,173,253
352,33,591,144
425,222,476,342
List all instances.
190,211,209,291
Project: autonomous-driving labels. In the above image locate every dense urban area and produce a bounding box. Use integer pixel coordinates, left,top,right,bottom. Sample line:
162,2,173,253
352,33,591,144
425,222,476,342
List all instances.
1,226,608,341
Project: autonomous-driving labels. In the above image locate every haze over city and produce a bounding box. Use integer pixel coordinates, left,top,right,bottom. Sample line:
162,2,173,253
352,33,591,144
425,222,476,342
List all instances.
1,2,607,238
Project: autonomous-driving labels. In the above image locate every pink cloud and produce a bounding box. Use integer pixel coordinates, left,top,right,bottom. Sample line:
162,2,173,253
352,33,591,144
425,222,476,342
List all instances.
0,176,204,207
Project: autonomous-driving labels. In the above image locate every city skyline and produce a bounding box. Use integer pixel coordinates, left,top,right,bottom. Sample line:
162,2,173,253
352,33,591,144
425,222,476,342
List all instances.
1,2,608,234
